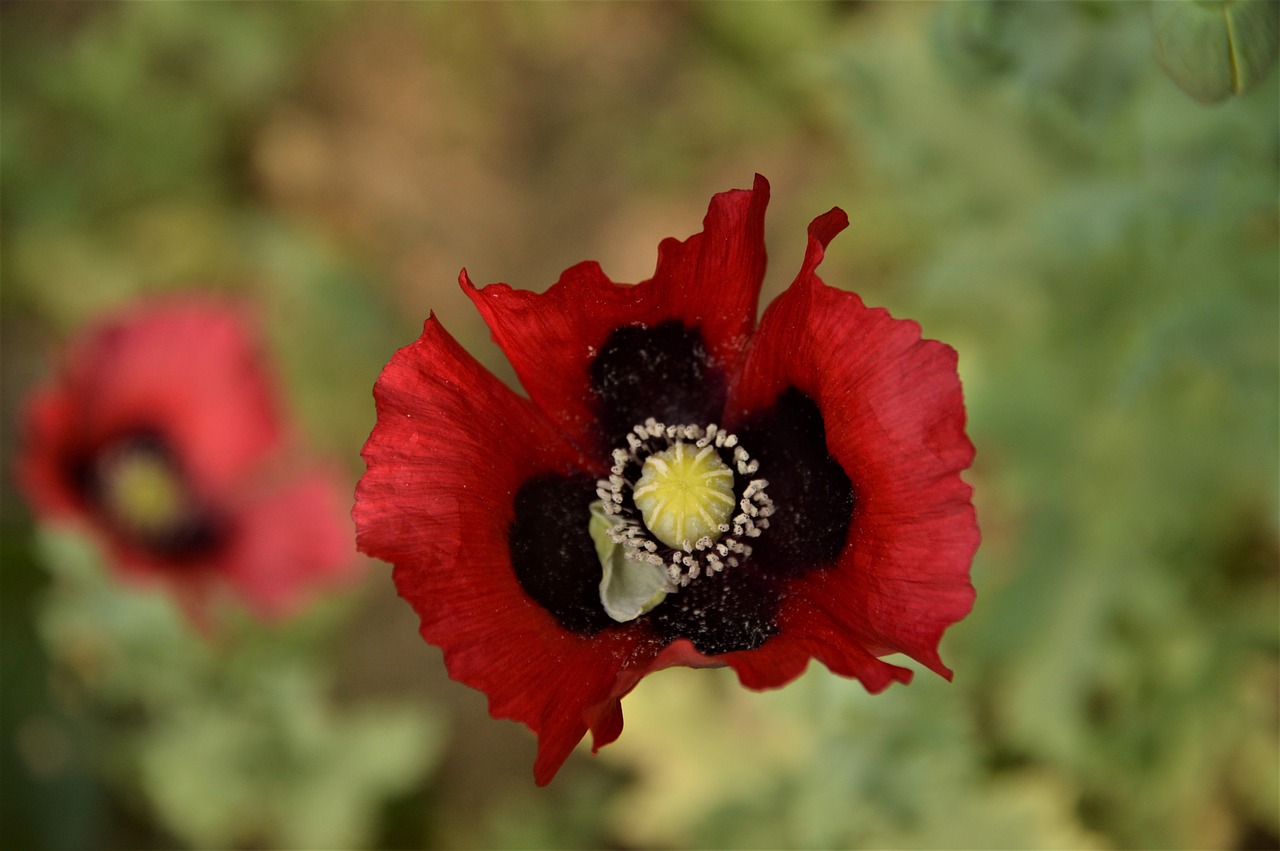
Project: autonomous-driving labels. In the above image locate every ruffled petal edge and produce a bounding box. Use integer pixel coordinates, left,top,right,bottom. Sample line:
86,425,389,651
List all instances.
461,175,770,453
725,209,979,683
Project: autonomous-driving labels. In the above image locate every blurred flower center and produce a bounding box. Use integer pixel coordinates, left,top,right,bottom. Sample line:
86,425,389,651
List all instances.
97,442,191,539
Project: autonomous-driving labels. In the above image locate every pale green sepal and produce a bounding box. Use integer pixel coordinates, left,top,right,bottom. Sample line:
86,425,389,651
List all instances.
589,501,672,623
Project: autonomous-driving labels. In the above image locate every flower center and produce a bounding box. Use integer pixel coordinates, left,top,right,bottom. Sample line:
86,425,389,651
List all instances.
632,441,735,550
590,419,774,623
96,441,190,539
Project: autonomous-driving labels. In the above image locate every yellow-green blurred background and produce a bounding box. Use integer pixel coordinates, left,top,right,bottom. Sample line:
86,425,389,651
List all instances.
2,2,1277,849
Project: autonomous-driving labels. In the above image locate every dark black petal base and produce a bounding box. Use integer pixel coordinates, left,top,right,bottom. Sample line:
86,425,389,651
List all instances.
509,474,617,634
646,559,780,654
590,321,726,449
737,387,855,575
507,387,854,657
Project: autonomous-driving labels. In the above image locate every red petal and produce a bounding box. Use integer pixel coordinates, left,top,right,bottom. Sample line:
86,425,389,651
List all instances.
221,468,360,621
462,175,770,453
15,385,83,520
355,316,658,785
726,210,978,682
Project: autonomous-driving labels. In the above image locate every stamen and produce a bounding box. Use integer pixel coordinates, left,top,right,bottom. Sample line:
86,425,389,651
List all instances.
593,419,774,589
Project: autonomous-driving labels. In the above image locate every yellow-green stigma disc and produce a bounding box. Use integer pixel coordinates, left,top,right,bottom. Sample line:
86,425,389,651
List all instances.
104,450,187,536
632,441,735,550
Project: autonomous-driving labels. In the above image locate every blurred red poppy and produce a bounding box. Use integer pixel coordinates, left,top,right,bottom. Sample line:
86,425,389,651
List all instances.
17,298,358,623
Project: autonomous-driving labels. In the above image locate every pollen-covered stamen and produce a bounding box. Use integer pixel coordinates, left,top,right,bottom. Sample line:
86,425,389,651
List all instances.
595,419,774,588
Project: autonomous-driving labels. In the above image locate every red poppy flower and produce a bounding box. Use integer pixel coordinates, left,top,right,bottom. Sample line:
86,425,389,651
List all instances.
355,175,978,784
17,298,358,623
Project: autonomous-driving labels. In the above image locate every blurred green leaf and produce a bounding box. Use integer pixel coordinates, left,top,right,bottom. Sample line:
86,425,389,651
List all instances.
33,525,443,849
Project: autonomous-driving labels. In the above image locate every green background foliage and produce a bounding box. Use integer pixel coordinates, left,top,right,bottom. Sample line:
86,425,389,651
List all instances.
2,2,1276,848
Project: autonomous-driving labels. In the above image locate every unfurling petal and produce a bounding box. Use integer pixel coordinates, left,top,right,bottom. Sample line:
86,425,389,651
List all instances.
355,316,659,784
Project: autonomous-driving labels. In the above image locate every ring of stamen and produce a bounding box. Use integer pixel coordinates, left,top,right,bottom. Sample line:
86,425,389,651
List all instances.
595,419,774,588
